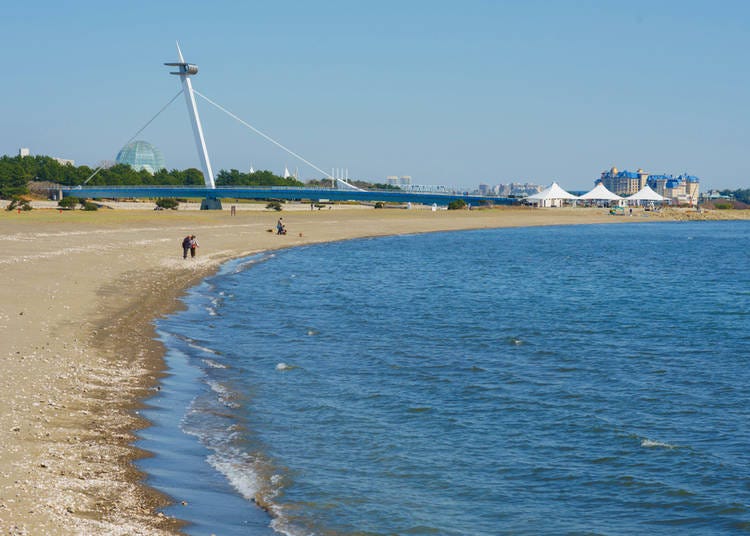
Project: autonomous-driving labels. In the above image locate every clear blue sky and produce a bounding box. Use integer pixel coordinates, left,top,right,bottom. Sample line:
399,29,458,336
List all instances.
2,0,748,190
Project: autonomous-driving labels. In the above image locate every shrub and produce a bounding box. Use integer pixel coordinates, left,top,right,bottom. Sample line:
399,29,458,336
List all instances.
447,199,467,210
374,201,384,209
58,196,79,209
155,198,179,210
82,201,98,211
266,201,283,211
7,197,32,211
714,202,732,210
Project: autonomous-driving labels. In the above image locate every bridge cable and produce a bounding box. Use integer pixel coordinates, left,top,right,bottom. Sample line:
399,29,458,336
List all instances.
79,90,184,186
194,90,334,180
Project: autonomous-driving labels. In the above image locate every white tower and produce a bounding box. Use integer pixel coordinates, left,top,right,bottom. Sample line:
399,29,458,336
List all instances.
165,42,216,189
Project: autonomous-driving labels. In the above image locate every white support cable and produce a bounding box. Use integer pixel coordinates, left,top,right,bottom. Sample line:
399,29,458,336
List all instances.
194,90,334,180
79,90,184,186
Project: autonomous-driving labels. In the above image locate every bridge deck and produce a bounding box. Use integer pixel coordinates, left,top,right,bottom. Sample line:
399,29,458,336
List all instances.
60,186,514,206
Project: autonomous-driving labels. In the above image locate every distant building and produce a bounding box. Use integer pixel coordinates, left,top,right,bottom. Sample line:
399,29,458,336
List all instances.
597,167,649,196
598,166,699,205
702,189,731,201
493,182,543,197
19,147,74,166
385,175,412,188
116,140,166,174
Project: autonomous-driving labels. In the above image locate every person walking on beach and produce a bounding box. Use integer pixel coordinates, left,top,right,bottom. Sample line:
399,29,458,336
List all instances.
190,235,199,258
276,218,286,235
182,235,192,259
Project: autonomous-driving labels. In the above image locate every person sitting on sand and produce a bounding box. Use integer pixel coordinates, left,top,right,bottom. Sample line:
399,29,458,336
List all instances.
190,235,199,257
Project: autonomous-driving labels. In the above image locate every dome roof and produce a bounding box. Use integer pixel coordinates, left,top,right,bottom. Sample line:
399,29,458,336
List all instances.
116,140,165,174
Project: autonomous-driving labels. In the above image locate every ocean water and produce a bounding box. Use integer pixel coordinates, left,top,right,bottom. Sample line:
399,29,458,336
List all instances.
138,221,750,535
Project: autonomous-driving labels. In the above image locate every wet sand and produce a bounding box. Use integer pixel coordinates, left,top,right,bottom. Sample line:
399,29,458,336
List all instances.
0,204,747,534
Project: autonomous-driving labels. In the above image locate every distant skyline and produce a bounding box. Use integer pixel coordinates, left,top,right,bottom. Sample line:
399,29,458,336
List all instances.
2,0,749,190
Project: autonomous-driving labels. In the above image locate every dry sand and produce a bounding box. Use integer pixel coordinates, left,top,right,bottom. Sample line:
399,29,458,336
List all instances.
0,204,747,534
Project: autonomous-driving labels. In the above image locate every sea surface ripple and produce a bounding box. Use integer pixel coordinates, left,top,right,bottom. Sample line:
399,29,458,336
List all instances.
141,221,750,535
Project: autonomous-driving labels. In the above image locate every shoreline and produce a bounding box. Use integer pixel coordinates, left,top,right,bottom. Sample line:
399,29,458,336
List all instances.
1,205,748,534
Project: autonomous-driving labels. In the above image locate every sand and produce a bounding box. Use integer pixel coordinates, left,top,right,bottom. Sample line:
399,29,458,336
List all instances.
0,203,747,534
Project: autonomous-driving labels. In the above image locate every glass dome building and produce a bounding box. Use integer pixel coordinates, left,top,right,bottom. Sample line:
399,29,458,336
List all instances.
115,140,166,174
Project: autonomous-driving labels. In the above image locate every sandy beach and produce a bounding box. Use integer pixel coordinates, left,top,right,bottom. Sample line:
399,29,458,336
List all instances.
1,203,747,534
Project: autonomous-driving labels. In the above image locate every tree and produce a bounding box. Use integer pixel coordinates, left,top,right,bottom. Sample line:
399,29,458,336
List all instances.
58,196,79,209
216,168,304,187
447,199,467,210
719,188,750,204
6,197,32,211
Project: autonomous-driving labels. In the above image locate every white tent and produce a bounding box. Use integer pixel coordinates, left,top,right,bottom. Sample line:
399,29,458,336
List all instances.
578,182,623,202
525,182,578,207
626,185,665,204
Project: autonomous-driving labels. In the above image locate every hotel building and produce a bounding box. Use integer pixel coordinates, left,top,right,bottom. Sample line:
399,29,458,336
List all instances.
598,167,700,205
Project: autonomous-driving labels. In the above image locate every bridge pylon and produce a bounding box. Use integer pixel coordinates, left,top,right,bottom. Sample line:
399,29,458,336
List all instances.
165,42,221,209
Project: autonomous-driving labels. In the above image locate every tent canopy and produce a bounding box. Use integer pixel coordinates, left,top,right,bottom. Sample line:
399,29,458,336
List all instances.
627,185,665,201
526,182,578,201
578,182,623,201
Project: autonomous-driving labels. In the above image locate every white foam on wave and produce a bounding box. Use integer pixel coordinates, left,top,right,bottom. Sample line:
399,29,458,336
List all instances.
230,253,275,274
270,518,312,536
207,448,307,536
641,438,676,449
202,358,227,369
188,341,220,355
206,379,240,409
206,452,261,502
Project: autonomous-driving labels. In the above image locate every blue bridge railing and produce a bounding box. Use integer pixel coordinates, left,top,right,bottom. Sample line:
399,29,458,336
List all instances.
59,186,515,206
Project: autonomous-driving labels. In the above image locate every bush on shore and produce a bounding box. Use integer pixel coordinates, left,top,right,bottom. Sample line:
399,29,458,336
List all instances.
155,198,179,210
58,196,79,209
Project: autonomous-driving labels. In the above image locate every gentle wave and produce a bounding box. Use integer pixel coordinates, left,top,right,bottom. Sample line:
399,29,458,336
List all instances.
641,438,677,450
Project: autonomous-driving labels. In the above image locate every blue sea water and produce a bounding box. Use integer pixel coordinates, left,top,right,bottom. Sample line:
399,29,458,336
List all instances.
138,221,750,535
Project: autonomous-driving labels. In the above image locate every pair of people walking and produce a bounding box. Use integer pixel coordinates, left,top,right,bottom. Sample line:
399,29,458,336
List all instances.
182,235,199,259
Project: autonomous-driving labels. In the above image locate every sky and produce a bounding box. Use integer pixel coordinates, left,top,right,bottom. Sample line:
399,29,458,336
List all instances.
2,0,749,190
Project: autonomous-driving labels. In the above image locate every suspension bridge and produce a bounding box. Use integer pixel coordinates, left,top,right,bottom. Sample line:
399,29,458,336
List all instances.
62,44,513,208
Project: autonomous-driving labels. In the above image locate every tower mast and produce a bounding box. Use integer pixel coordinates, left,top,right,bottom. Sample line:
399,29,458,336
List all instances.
165,42,215,189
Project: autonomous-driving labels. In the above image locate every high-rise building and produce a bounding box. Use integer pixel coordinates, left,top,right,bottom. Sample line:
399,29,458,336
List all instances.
385,175,412,188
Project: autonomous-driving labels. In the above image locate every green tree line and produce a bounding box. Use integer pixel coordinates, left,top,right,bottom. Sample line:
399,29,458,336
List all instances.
0,155,305,198
718,188,750,204
0,154,403,198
